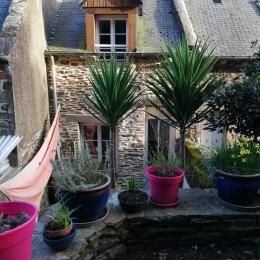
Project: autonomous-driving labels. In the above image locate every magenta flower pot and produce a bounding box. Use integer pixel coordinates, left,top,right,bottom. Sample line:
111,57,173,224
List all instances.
0,201,38,260
146,166,184,208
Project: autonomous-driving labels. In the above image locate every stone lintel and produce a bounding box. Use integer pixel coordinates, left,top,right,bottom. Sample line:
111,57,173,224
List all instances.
65,114,104,124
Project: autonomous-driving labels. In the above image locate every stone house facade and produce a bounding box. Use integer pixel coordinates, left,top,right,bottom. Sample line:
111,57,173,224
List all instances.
45,0,260,184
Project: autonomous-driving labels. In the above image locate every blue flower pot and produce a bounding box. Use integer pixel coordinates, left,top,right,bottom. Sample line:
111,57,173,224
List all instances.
213,169,260,205
60,174,111,223
43,224,77,251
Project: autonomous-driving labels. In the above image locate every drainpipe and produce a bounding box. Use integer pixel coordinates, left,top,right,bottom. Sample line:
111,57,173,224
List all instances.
50,55,61,159
50,55,57,113
173,0,197,46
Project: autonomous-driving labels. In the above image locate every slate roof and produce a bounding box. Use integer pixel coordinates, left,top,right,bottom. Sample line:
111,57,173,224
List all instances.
48,0,86,50
137,0,183,52
0,0,11,32
184,0,260,57
48,0,183,53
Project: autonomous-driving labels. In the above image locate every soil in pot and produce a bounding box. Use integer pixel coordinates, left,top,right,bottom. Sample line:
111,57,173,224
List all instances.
118,190,148,213
120,190,147,204
0,212,30,233
146,166,184,207
151,165,181,177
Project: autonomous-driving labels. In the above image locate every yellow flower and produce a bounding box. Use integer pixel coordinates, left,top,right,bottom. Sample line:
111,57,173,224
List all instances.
256,149,260,155
250,136,254,141
231,154,236,159
241,136,247,142
240,148,250,155
241,158,247,163
256,143,260,149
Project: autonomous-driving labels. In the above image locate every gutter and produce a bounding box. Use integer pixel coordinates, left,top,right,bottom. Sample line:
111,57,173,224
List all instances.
45,51,161,57
45,51,256,61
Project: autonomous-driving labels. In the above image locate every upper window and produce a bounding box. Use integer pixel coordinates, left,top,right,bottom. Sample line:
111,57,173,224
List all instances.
96,16,128,52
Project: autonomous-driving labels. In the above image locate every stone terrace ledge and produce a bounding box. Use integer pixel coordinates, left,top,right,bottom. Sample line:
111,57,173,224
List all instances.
32,189,260,260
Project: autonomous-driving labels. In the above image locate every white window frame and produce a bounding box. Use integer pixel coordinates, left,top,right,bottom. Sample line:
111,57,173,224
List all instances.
144,113,176,166
95,15,128,53
79,124,109,162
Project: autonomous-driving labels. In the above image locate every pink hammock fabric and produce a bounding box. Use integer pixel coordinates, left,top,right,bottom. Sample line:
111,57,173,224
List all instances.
0,109,59,208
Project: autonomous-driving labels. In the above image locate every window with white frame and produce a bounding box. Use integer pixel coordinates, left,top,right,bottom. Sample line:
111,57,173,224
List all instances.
95,16,128,52
79,124,110,162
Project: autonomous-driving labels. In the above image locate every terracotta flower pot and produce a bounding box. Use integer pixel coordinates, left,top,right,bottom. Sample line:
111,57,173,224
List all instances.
43,224,77,251
45,221,73,239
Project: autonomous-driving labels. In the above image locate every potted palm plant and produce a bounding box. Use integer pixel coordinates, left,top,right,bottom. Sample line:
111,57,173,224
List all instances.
0,201,38,260
146,39,219,167
118,177,149,213
145,39,219,207
52,149,110,224
43,202,77,251
81,55,144,188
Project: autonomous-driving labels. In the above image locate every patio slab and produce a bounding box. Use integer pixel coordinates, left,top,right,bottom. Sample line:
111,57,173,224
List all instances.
32,189,260,260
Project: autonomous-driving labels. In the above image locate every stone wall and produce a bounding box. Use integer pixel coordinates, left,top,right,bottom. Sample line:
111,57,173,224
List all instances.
46,55,147,185
0,64,14,136
0,0,58,166
9,0,50,165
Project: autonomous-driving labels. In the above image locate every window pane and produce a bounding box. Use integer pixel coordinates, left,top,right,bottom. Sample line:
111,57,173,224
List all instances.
102,140,109,160
147,119,170,161
115,35,126,45
115,48,126,51
100,35,111,44
148,119,158,159
99,20,110,34
101,126,109,161
86,140,98,156
83,125,98,155
84,125,97,140
159,120,170,155
99,48,111,52
115,20,126,34
101,126,109,140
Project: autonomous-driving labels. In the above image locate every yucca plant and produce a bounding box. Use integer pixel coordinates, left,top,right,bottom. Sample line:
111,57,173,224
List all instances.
81,56,144,188
146,39,219,166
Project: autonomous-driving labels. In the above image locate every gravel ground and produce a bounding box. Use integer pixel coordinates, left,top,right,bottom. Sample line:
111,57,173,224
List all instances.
114,245,260,260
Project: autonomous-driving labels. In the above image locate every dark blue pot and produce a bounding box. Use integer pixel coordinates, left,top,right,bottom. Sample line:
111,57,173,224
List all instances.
213,169,260,205
60,174,110,223
43,224,77,251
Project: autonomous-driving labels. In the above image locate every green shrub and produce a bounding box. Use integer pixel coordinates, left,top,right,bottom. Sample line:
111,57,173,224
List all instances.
207,138,260,175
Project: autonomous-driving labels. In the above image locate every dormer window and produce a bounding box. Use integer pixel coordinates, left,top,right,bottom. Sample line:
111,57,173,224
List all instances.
83,0,141,53
96,16,128,52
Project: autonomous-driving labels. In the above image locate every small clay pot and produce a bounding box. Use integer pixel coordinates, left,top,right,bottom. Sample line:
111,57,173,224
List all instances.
45,221,73,239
